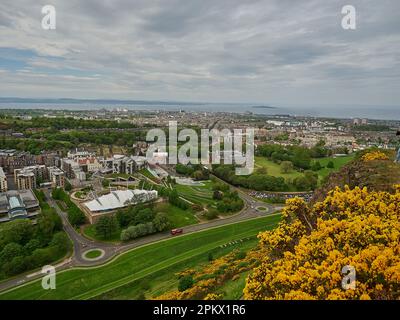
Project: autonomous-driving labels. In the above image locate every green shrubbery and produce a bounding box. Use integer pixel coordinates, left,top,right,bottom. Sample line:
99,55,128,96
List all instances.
213,165,288,191
52,188,86,226
120,209,170,241
175,163,209,180
0,191,71,279
110,204,171,241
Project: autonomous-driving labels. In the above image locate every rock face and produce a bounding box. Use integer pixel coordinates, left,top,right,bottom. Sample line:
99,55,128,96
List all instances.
311,156,400,204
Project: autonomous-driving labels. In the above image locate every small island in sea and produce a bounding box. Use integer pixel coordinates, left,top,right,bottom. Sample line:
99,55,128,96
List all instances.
251,105,277,109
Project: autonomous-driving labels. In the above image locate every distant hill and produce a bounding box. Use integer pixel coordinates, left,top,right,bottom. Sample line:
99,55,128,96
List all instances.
0,97,204,106
251,105,277,109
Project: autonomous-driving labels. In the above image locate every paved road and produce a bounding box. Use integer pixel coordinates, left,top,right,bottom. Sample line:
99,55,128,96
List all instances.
0,182,282,294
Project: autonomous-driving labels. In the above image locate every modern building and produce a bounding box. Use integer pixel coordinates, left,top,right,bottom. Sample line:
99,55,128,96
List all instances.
101,155,147,175
0,167,7,192
48,166,65,188
82,189,157,223
14,165,47,186
15,169,36,190
61,159,86,181
0,189,40,223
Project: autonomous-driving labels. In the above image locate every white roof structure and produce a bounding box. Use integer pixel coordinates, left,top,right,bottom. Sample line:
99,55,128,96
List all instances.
83,189,157,213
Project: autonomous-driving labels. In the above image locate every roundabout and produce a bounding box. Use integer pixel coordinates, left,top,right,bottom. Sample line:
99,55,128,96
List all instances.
82,249,105,261
255,206,269,213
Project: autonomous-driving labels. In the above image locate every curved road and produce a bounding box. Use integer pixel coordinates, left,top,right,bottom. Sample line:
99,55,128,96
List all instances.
0,183,282,294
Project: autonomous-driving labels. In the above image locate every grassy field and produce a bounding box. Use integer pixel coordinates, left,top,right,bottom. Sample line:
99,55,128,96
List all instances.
155,202,199,227
0,214,281,300
255,155,354,183
254,157,303,180
314,155,355,180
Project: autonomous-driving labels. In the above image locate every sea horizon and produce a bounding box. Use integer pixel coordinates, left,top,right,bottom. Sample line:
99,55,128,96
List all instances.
0,99,399,121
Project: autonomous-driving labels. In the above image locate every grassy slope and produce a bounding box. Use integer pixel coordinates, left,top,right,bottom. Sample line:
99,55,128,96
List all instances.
314,155,355,180
155,202,198,227
95,237,259,299
175,181,217,206
254,157,302,180
0,214,281,300
255,155,354,184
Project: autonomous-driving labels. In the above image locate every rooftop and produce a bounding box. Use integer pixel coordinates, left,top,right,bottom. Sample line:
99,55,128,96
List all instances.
84,189,157,213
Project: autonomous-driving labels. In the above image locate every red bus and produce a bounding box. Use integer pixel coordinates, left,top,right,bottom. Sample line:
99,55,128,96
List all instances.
170,228,183,235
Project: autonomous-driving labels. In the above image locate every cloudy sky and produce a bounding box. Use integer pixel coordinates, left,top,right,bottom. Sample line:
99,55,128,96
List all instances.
0,0,399,107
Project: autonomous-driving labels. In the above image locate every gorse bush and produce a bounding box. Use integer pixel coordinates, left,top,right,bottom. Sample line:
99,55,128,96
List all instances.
244,185,400,300
361,151,389,162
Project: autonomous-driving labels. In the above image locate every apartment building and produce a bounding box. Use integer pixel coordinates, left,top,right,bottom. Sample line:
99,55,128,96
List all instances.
15,169,35,190
0,167,7,192
101,155,147,174
48,166,65,188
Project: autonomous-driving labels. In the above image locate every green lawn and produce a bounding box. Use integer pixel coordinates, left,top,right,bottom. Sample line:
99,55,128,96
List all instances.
155,202,198,228
84,250,103,259
255,155,354,183
314,155,355,180
0,214,281,300
254,157,302,180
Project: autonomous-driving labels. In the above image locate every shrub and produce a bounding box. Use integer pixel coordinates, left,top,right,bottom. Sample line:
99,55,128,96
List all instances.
178,275,194,292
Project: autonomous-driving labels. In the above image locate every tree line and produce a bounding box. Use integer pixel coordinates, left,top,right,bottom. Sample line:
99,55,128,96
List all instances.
0,190,70,279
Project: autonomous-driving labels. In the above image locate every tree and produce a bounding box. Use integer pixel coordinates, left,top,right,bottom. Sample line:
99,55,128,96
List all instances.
208,252,214,262
95,215,118,239
256,167,268,175
153,213,170,232
280,161,294,174
178,275,194,292
102,179,110,188
0,243,24,266
67,207,86,226
64,180,72,191
311,161,322,171
0,220,34,248
204,209,219,220
327,160,335,169
50,232,70,252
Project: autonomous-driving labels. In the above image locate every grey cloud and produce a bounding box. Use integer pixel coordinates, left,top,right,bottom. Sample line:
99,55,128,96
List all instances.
0,0,399,106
